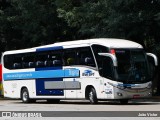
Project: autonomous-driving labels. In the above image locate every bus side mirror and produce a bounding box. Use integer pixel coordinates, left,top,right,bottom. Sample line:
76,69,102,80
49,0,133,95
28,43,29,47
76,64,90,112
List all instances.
98,53,118,67
147,53,158,78
146,53,158,66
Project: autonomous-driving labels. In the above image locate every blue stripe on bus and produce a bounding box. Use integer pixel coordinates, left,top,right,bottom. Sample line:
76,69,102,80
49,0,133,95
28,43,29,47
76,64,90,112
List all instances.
35,66,62,71
36,78,64,96
36,46,63,52
36,46,64,95
3,69,80,80
35,67,64,95
35,46,64,95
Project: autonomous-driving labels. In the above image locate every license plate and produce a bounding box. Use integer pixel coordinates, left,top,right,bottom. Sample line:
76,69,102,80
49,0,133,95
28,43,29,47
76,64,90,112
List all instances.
133,95,140,98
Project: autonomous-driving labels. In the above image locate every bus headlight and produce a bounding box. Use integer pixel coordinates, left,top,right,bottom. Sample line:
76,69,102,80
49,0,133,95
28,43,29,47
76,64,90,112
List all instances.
108,82,125,90
117,85,124,89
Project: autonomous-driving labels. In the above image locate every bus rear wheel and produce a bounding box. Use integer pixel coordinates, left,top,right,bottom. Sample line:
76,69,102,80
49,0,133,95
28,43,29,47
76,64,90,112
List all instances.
21,88,35,103
88,88,98,104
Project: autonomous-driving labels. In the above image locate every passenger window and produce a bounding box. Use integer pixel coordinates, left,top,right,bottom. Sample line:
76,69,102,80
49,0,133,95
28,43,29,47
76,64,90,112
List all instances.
47,51,63,67
63,49,76,66
4,54,22,69
35,53,47,68
22,53,35,68
77,47,96,67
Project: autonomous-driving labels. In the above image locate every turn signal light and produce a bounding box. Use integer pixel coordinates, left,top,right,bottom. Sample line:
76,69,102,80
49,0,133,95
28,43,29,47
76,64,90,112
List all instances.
110,49,115,55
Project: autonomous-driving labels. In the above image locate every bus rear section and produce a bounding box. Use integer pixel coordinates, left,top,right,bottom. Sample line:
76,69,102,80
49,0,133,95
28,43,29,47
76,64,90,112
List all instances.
0,64,3,96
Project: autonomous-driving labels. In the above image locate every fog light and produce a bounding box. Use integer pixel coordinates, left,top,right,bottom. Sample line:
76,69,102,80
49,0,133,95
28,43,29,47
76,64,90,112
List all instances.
117,92,123,96
148,92,152,95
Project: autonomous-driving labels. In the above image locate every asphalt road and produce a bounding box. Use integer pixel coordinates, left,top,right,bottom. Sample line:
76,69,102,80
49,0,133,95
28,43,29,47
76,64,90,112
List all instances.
0,98,160,111
0,98,160,120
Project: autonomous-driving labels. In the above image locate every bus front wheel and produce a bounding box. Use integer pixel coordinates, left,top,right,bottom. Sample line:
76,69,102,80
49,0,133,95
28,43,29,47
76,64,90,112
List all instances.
88,88,98,104
120,99,129,104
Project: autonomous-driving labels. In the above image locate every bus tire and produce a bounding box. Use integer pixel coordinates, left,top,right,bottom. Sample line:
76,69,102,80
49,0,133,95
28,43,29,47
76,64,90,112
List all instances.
21,88,32,103
88,87,98,104
47,99,60,104
120,99,129,105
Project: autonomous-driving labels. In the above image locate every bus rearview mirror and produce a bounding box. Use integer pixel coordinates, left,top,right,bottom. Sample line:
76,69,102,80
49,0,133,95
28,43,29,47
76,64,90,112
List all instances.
98,53,118,67
146,53,158,66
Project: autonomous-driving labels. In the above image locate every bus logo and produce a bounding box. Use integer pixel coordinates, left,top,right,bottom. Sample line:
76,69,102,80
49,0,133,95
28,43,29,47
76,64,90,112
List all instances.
82,70,94,76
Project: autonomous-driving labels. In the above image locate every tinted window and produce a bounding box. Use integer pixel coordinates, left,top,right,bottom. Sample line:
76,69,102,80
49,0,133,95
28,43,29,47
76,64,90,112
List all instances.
99,57,114,79
77,47,96,67
4,54,23,69
63,49,76,66
4,47,96,69
115,49,150,83
92,45,109,68
22,53,35,68
92,45,113,78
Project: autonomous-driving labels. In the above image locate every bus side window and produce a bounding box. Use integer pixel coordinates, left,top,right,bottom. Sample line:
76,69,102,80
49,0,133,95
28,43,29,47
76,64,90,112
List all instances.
3,54,22,69
36,61,44,67
4,55,12,69
22,53,35,68
53,60,62,66
35,52,47,68
12,54,22,69
48,50,63,67
13,63,21,69
99,57,114,79
77,47,96,67
63,49,76,66
91,44,113,78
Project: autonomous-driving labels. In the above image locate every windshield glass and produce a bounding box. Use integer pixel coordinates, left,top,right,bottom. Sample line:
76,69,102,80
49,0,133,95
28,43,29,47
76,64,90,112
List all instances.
115,49,150,83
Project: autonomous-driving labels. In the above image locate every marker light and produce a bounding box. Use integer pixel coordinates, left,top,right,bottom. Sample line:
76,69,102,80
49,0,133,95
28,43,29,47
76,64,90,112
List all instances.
110,49,115,55
117,92,123,96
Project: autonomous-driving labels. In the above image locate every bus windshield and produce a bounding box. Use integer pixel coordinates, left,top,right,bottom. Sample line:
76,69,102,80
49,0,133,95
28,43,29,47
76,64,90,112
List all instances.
114,49,150,83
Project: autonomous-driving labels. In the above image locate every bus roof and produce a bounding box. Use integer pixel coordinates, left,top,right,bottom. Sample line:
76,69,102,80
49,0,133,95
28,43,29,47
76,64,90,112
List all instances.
3,38,143,54
54,38,143,48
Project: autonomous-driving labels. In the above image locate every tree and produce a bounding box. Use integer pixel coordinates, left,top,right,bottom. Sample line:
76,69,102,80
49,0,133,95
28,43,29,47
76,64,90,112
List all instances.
56,0,160,46
0,0,71,51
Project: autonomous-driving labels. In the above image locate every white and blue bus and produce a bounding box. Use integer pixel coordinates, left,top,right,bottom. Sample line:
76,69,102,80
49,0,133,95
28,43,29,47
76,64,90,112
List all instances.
1,38,158,104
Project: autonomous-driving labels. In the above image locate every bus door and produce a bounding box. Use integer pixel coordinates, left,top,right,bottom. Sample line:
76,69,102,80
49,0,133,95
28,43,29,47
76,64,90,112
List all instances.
98,55,115,99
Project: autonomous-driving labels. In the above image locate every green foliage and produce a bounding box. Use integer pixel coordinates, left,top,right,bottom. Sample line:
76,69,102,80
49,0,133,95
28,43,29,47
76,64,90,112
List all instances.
56,0,160,47
0,0,160,52
0,0,70,51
